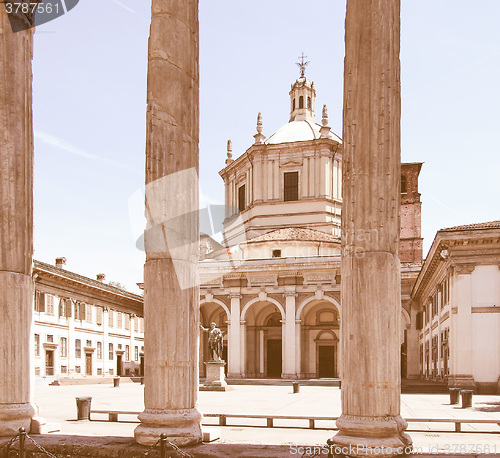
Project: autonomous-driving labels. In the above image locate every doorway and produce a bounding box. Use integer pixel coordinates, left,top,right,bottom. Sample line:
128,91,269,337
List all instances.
318,346,335,378
85,353,92,376
45,350,54,376
117,354,122,376
266,339,282,378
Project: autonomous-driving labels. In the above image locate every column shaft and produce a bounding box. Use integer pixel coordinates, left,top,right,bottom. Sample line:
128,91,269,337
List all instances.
0,6,37,436
283,293,297,378
228,295,241,377
330,0,411,455
134,0,202,446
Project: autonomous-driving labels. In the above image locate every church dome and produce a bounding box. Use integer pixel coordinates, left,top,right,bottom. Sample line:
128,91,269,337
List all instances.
265,120,341,145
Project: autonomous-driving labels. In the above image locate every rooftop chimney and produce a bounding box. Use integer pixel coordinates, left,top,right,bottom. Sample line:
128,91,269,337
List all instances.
96,273,106,283
55,257,66,269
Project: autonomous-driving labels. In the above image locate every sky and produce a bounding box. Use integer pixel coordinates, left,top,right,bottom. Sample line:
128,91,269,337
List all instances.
31,0,500,293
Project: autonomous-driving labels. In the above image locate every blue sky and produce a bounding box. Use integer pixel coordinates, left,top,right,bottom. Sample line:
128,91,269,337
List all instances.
32,0,500,292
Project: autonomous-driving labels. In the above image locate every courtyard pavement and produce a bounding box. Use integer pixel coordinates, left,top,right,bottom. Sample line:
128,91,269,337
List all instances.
33,382,500,454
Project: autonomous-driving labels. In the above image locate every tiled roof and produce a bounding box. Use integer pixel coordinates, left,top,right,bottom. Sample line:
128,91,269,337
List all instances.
440,221,500,232
248,228,340,243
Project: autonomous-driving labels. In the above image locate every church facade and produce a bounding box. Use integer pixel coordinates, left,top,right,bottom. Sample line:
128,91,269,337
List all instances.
198,72,423,380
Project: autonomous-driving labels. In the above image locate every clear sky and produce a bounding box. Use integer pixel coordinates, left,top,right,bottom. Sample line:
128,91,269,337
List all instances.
32,0,500,293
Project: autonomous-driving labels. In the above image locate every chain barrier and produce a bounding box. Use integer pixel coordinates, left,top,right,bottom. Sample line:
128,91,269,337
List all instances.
0,433,19,457
0,429,192,458
25,433,59,458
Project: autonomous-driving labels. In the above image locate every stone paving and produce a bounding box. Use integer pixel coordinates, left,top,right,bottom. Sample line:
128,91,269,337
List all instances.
30,382,500,454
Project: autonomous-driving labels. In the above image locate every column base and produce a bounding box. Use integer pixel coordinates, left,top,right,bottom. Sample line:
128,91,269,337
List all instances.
329,414,412,458
134,408,202,446
0,402,37,437
448,375,476,390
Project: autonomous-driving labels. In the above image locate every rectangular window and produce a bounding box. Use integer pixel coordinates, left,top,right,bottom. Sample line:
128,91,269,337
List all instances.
117,312,123,329
97,342,102,359
60,365,67,374
97,368,102,375
34,291,46,313
134,316,139,333
124,314,130,331
75,339,81,359
75,366,81,373
34,334,40,357
135,346,139,361
86,339,92,347
284,171,299,201
59,298,72,318
60,337,67,357
75,302,86,321
96,307,103,325
238,185,246,212
125,345,130,361
109,343,114,360
46,334,54,343
108,310,114,327
46,295,54,315
140,318,144,333
85,304,93,323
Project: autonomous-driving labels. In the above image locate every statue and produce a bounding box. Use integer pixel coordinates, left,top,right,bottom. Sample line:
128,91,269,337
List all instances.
200,322,224,362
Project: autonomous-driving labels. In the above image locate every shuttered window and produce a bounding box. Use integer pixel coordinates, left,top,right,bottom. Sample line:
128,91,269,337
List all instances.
284,172,299,201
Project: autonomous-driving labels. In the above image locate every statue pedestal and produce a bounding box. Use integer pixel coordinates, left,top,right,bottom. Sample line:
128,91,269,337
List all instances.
200,361,227,392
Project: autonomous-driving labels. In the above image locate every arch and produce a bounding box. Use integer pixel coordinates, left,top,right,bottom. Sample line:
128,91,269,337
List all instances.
401,307,410,326
296,295,340,321
241,296,285,321
299,95,304,109
292,98,296,111
200,298,230,321
307,96,311,110
315,329,338,341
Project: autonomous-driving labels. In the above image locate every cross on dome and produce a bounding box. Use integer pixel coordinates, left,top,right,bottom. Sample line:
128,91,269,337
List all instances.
296,53,310,78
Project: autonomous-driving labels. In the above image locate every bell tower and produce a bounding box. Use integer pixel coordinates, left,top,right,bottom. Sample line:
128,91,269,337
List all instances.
289,53,316,122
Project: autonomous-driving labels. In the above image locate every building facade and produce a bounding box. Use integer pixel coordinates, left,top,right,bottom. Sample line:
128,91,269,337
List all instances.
411,221,500,393
33,258,144,381
198,73,423,380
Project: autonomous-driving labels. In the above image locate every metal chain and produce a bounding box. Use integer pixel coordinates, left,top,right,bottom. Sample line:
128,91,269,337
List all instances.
25,433,59,458
166,440,192,458
0,433,19,456
142,438,161,456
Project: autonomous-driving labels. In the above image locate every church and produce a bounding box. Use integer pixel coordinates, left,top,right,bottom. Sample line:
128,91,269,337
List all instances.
198,67,424,381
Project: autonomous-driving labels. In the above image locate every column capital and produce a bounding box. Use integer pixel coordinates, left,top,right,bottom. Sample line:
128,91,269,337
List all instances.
282,292,298,298
454,264,475,275
228,294,242,299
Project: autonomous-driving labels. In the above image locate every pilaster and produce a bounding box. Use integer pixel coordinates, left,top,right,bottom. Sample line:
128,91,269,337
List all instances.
283,291,298,378
227,294,242,377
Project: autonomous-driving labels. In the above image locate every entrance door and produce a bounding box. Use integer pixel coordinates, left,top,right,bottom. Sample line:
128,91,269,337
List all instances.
117,355,122,376
45,350,54,376
266,339,282,378
85,353,92,376
318,346,335,378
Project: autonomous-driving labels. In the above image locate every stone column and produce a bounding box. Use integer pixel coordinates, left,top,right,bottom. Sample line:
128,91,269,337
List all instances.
330,0,411,455
134,0,202,446
227,294,242,377
283,292,297,378
0,6,37,436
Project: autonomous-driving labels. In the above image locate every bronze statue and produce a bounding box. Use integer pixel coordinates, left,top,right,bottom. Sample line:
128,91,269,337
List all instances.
200,322,224,361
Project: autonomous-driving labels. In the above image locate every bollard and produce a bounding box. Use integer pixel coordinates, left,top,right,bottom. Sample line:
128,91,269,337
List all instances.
19,428,26,458
113,377,120,387
75,396,92,420
160,433,167,458
292,381,300,393
449,388,460,405
461,390,473,408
